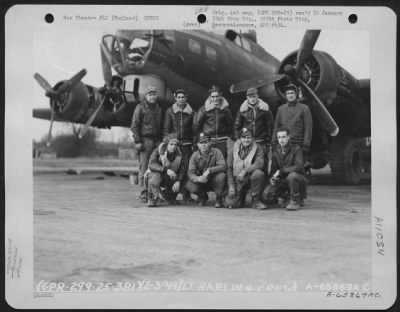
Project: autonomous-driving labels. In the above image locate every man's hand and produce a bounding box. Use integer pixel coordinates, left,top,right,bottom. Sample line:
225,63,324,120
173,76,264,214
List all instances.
197,175,208,183
172,181,180,193
236,170,247,182
167,169,177,180
203,169,211,178
134,142,144,152
270,170,280,186
228,185,236,198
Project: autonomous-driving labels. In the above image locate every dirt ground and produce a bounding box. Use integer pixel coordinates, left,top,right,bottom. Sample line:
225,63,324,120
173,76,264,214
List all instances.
33,164,371,295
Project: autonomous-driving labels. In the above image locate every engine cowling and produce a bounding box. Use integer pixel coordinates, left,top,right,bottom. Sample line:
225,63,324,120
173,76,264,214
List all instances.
122,74,174,104
51,81,91,122
276,50,369,137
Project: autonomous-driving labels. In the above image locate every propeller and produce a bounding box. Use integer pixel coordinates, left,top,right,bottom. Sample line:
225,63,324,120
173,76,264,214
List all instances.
229,29,339,137
45,100,56,147
78,96,106,139
33,73,57,97
296,30,320,76
297,80,339,136
34,69,87,145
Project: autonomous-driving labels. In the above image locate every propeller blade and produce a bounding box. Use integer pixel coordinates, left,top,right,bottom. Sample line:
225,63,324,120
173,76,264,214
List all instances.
297,80,339,136
46,101,56,146
34,73,57,97
56,69,87,94
230,74,286,94
78,97,106,139
296,30,321,75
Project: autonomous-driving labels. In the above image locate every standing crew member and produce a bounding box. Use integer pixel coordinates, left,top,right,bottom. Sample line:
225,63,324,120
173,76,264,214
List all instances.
262,127,308,210
193,85,233,159
131,85,163,203
146,134,185,207
185,133,227,208
226,128,267,209
163,89,195,202
272,84,313,162
234,87,274,175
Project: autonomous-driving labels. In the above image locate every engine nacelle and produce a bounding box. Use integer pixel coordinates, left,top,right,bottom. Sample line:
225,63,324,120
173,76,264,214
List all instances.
122,74,174,104
52,81,91,122
277,51,361,105
277,50,369,137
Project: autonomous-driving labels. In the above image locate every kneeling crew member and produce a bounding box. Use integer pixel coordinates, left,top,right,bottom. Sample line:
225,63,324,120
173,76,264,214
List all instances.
262,127,307,210
185,133,227,208
226,128,267,209
146,134,185,207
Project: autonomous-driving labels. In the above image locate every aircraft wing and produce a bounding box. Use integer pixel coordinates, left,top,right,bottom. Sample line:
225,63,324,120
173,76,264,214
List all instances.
33,108,67,122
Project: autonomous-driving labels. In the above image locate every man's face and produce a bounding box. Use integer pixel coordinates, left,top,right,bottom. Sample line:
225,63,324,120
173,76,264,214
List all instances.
197,141,211,153
246,93,259,105
167,141,178,153
240,134,253,147
277,131,290,147
210,91,221,106
175,93,187,106
146,92,157,104
112,80,121,88
285,90,297,103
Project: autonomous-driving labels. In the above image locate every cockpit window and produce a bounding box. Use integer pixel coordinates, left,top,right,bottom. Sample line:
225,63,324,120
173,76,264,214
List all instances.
102,35,114,51
188,39,201,54
234,35,242,48
241,38,252,52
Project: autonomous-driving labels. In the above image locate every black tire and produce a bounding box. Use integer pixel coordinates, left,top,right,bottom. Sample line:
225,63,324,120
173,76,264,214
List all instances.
330,137,363,185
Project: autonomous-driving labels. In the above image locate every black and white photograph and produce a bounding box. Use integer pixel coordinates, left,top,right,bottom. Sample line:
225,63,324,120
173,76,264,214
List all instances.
5,5,396,309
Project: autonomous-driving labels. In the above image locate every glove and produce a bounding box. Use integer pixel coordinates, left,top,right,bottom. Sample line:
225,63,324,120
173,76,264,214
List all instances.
167,169,177,180
134,142,144,152
172,181,180,193
197,175,208,183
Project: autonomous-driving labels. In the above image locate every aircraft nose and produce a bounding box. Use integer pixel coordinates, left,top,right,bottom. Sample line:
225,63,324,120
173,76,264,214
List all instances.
126,36,152,66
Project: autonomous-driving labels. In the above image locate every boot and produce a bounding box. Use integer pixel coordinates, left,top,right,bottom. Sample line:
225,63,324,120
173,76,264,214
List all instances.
139,189,148,203
161,188,173,203
167,192,179,205
215,196,223,208
252,195,268,210
182,191,194,204
286,194,300,211
198,193,207,206
239,192,247,208
147,192,158,207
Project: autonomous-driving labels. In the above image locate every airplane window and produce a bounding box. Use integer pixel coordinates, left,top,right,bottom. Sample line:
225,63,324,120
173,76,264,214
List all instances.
102,35,114,51
164,30,176,43
205,46,217,60
234,36,242,47
188,39,201,54
242,38,252,52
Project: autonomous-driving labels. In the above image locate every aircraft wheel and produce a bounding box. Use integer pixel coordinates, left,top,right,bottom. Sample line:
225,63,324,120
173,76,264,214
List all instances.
330,137,363,185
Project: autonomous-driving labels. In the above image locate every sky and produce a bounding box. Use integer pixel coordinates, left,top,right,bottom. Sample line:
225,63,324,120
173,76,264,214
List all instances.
32,28,369,142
